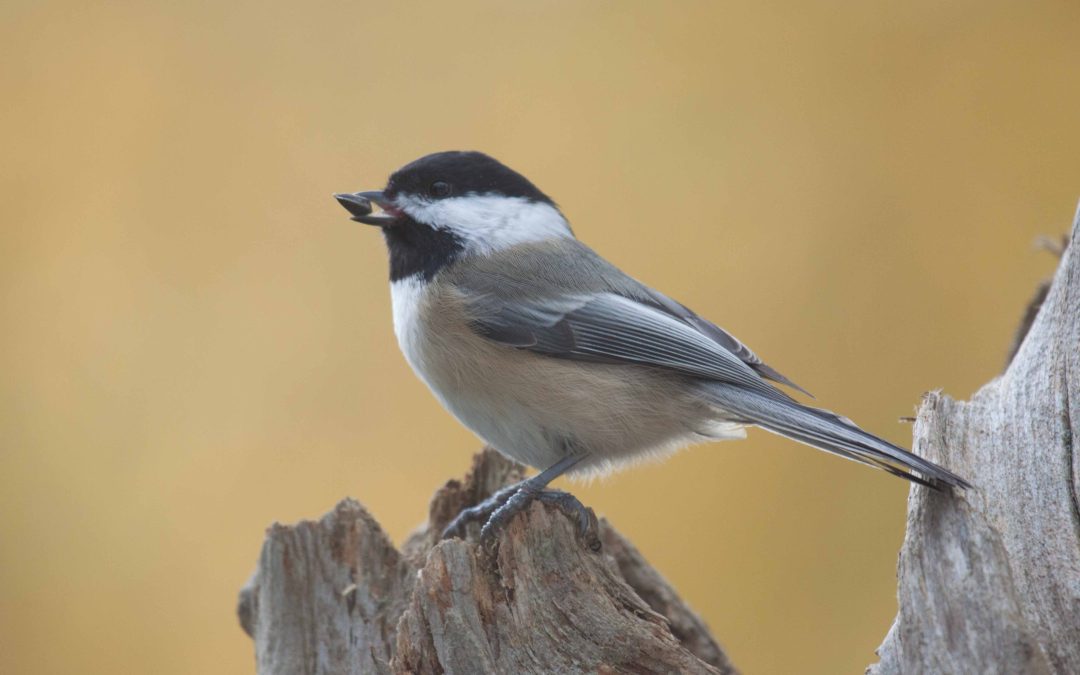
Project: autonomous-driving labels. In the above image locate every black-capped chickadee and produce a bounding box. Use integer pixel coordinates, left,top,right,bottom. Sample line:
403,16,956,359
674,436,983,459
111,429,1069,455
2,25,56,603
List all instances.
334,151,969,540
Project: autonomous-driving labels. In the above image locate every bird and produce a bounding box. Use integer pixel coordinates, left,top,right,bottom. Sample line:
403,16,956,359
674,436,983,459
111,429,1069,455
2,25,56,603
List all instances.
334,151,970,541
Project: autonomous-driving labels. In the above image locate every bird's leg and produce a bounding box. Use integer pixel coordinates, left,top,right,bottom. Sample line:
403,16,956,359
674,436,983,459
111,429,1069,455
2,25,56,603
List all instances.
441,453,598,549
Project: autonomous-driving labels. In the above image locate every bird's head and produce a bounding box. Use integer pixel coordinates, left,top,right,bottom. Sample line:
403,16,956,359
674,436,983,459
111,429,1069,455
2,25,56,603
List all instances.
335,151,573,259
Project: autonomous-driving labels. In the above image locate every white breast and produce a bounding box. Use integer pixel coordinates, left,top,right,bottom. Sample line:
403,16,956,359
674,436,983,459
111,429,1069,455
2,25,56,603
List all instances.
390,275,431,379
387,272,570,469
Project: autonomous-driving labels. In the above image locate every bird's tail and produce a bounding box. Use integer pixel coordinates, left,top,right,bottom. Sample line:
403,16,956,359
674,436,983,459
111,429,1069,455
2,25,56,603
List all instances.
702,383,971,490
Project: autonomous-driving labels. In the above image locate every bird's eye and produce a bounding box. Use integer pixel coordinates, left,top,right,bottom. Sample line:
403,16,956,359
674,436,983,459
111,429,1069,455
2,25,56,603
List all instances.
429,181,452,198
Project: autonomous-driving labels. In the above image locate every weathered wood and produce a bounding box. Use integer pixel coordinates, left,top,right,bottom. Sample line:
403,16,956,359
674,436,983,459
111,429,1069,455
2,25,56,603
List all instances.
239,451,736,674
237,500,415,674
869,206,1080,674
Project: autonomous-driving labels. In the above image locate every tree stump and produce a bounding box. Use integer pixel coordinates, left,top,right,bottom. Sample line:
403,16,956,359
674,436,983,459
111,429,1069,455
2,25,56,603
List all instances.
239,205,1080,674
238,450,736,674
869,205,1080,674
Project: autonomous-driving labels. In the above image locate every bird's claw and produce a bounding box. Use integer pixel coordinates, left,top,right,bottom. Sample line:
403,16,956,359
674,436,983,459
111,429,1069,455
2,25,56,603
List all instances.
533,489,602,552
440,483,519,541
441,483,600,552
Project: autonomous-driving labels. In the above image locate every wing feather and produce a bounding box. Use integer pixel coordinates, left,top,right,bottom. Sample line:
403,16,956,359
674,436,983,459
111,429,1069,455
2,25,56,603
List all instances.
468,291,794,402
636,288,812,396
449,239,807,397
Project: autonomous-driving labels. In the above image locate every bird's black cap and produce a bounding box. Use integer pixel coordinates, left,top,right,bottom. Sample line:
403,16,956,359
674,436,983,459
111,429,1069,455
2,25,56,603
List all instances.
385,151,555,205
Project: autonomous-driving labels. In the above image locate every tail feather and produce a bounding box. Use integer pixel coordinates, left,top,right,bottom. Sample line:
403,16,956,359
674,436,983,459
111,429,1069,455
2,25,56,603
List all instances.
703,384,972,491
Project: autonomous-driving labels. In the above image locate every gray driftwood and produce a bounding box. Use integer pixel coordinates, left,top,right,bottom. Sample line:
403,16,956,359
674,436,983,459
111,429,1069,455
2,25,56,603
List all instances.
239,205,1080,675
869,206,1080,674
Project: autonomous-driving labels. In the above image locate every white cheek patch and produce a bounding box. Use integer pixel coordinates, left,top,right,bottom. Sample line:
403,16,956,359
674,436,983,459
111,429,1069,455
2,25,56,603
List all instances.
396,194,573,253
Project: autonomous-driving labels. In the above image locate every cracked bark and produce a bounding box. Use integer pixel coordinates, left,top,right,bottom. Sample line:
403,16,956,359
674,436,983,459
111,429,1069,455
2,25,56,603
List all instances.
238,204,1080,674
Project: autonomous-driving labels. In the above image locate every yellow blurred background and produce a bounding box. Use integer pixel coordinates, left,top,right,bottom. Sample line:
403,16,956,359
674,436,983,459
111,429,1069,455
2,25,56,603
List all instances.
3,1,1078,673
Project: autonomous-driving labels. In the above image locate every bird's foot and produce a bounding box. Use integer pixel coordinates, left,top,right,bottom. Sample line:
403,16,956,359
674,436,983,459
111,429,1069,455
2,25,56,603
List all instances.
481,485,600,550
441,480,600,551
441,481,521,541
530,489,601,552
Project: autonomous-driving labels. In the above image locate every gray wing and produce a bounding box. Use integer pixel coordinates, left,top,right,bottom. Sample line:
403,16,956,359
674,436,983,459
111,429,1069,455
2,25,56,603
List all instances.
466,287,796,403
449,239,812,399
452,239,808,399
632,287,813,396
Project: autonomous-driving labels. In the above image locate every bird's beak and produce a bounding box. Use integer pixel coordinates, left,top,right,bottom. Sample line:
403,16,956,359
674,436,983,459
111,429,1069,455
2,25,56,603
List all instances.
333,190,401,226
